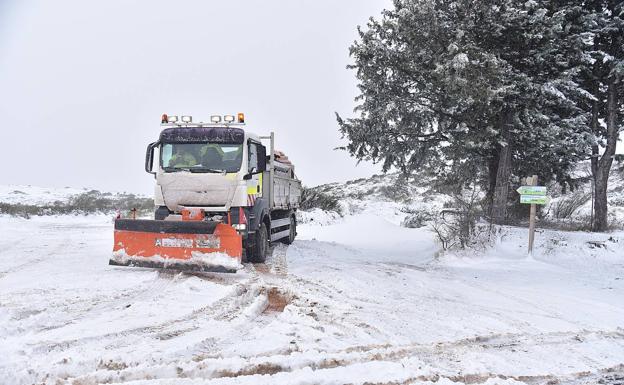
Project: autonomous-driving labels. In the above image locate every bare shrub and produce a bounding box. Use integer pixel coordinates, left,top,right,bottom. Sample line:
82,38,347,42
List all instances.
379,175,412,203
400,207,434,228
430,187,489,250
551,191,591,219
539,217,592,232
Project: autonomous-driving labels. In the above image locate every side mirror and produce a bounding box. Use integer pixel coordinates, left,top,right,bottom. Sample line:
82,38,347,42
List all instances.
258,145,267,172
145,141,159,175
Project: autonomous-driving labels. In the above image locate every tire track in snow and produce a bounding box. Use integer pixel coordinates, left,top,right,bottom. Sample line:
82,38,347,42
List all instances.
107,247,293,367
16,279,269,385
10,269,179,336
267,243,289,276
49,248,294,384
189,246,293,358
43,246,291,357
28,258,284,375
34,278,257,353
283,274,392,341
65,329,624,384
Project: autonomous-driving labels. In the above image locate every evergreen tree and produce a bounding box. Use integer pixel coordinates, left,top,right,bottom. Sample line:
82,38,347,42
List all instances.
578,0,623,231
338,0,594,223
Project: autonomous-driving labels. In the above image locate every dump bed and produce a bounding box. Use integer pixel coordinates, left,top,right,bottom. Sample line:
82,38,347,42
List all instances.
272,160,301,210
262,152,301,211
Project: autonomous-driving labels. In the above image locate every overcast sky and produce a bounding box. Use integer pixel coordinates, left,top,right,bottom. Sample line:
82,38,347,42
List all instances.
0,1,391,194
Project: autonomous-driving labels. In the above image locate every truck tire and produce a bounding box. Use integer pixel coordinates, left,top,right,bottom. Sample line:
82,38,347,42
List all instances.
154,206,170,220
247,222,268,263
283,215,296,245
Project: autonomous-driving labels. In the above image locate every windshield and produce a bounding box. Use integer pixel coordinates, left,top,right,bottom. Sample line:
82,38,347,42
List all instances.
161,143,243,173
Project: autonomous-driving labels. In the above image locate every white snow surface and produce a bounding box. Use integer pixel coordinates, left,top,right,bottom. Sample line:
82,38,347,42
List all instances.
1,187,624,384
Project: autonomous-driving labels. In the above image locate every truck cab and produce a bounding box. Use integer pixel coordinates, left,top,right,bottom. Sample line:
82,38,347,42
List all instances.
147,125,266,216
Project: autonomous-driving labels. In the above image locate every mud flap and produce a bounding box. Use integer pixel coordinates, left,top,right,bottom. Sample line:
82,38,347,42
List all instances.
110,219,243,273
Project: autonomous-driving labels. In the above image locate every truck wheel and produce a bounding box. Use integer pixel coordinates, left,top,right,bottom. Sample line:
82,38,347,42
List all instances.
154,206,170,220
248,223,268,263
283,215,296,245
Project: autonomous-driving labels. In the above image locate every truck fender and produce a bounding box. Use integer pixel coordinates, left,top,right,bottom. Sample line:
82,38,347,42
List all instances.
254,209,270,232
248,197,270,232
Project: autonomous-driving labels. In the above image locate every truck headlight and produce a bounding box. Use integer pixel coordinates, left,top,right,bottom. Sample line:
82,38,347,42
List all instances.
232,224,246,231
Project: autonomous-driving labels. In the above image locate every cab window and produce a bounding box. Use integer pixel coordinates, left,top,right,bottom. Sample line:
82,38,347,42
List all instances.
248,143,258,172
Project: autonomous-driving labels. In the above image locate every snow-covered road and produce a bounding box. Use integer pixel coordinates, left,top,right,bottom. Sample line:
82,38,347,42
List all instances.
1,213,623,385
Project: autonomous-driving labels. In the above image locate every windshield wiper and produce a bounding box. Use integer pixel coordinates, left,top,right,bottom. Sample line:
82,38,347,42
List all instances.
163,167,188,172
188,167,227,174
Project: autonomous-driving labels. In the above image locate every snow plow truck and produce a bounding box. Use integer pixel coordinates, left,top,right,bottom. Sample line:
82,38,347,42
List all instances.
110,113,301,273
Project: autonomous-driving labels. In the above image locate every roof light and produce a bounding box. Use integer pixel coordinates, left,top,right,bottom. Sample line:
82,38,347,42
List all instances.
181,115,192,123
237,113,245,123
161,114,168,123
168,115,179,123
224,115,235,123
210,115,222,123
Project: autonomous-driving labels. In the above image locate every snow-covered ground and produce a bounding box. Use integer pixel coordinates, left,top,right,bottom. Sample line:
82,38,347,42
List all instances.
1,200,623,384
0,184,87,205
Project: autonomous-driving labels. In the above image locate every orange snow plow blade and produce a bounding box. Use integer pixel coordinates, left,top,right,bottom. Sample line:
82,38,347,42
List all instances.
110,219,243,273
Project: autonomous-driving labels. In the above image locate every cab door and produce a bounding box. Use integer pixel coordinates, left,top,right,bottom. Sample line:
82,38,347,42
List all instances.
246,142,264,206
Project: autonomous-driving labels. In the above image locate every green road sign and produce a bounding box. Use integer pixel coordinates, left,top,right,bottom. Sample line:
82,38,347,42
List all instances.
516,186,547,196
520,195,550,205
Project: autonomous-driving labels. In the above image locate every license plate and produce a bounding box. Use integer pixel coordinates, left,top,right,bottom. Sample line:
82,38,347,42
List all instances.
155,238,194,248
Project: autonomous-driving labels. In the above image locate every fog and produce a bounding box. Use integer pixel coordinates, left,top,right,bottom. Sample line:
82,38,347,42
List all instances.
0,1,390,194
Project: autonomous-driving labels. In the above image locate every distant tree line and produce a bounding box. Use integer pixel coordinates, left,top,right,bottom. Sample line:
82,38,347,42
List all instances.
300,186,342,214
338,0,623,231
0,190,153,218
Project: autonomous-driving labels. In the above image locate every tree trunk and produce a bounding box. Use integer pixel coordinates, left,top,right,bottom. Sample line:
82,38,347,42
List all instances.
590,85,600,230
491,110,513,224
594,171,609,231
592,77,618,232
486,150,499,214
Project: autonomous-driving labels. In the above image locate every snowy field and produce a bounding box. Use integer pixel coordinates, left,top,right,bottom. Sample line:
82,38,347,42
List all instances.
0,185,87,205
1,202,623,385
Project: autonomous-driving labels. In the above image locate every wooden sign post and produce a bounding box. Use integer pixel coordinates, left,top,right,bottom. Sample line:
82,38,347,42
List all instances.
527,175,538,256
517,175,550,256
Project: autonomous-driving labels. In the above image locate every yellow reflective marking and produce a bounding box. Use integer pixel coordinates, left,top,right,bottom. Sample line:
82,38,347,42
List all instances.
246,173,263,195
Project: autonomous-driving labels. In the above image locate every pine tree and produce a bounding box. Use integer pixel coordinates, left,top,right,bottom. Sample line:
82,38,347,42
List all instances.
338,0,594,223
579,0,624,231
